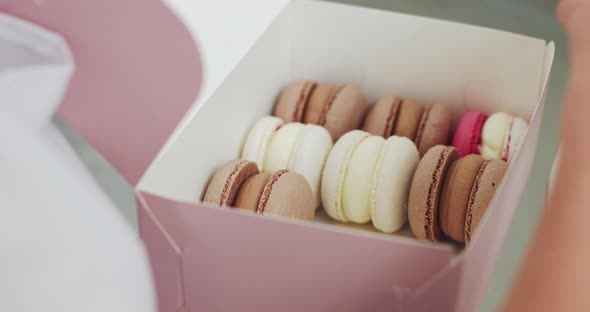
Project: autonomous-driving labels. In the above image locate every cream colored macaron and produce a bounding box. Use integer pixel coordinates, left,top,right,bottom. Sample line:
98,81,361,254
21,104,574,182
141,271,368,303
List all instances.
241,116,284,170
288,124,333,208
481,112,509,160
481,112,529,161
262,122,333,209
322,130,369,222
371,136,420,233
264,123,305,172
322,131,420,233
342,135,385,223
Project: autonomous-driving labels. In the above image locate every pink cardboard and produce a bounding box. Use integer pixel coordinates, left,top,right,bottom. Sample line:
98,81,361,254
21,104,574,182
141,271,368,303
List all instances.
138,192,456,311
0,0,203,185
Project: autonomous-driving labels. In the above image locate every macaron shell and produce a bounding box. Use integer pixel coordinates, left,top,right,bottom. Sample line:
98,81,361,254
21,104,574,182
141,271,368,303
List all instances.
203,159,260,207
465,159,507,242
506,117,528,162
287,124,333,209
262,171,315,221
371,136,420,233
342,135,385,223
321,130,370,222
233,173,272,212
408,145,459,241
439,155,484,242
481,112,510,160
452,111,487,157
362,95,400,137
415,104,452,157
323,85,368,140
273,80,317,123
304,84,336,124
241,116,284,170
263,123,305,173
394,99,424,141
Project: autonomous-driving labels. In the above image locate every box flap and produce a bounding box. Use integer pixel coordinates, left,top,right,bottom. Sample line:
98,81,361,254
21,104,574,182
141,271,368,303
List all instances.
139,191,456,311
0,1,203,185
457,42,555,311
161,0,291,133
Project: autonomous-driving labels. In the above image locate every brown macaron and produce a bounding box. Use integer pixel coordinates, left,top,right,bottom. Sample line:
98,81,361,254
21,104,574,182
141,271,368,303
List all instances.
305,84,368,141
439,155,485,242
395,99,425,141
363,96,425,141
273,80,318,123
203,159,260,207
362,95,401,137
274,81,367,141
304,84,339,125
415,104,452,157
233,172,272,212
235,170,315,221
464,159,507,243
409,145,459,242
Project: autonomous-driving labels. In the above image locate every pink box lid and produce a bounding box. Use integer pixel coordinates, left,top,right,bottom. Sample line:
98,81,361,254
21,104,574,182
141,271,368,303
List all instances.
0,0,203,186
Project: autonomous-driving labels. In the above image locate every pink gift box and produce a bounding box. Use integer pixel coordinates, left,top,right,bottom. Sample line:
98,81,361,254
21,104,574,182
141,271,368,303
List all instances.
2,1,554,311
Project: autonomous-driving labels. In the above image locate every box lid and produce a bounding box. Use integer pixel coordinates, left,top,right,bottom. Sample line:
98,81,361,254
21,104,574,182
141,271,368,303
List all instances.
0,0,291,186
0,0,203,186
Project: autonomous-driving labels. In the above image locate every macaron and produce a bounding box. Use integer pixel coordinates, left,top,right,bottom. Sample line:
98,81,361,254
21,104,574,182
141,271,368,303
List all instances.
464,159,507,242
322,130,420,232
452,111,488,157
408,145,459,241
363,96,424,141
203,159,315,221
480,112,528,161
439,155,485,242
342,135,385,223
322,130,370,222
234,170,315,221
203,159,260,207
261,122,333,209
363,95,402,138
273,81,368,140
273,80,317,123
241,116,284,170
264,123,305,173
415,104,452,157
395,99,425,141
371,136,420,233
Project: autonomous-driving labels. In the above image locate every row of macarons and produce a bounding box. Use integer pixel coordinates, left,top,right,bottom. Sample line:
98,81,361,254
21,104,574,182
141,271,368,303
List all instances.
272,80,529,160
203,117,506,243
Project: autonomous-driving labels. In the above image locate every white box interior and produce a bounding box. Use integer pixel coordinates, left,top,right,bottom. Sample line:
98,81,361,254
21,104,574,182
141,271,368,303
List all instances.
138,1,550,236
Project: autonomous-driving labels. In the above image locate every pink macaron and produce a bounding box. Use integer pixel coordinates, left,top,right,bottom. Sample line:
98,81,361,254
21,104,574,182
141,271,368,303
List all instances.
452,111,488,157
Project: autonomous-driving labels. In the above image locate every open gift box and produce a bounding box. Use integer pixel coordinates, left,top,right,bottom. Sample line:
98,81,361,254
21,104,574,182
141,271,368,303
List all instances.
3,0,554,311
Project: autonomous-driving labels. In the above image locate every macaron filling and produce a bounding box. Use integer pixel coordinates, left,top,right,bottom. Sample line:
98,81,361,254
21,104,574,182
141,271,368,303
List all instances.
384,97,402,138
317,85,345,126
294,82,318,122
424,146,451,241
501,117,514,161
415,105,432,150
257,169,289,214
218,160,252,206
464,160,490,242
